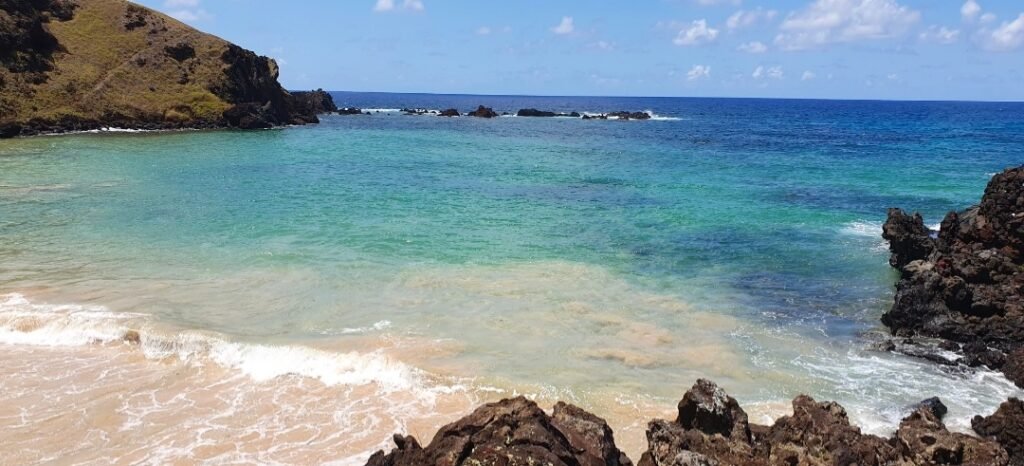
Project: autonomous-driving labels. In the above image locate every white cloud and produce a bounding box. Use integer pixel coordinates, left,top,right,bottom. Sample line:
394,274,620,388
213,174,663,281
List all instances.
801,70,817,80
961,0,981,22
981,13,997,24
687,64,711,80
552,16,575,35
476,26,491,35
737,41,768,53
775,0,920,50
374,0,423,13
981,13,1024,51
753,65,784,79
919,25,960,44
592,40,614,51
695,0,741,5
673,19,720,46
727,8,778,30
164,0,210,22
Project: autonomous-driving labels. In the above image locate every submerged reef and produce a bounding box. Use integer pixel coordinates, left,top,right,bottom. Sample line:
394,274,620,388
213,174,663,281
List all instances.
882,166,1024,387
363,168,1024,465
363,379,1023,466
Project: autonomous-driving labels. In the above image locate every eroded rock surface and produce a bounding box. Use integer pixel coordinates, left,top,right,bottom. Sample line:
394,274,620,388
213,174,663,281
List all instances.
882,166,1024,386
364,396,632,466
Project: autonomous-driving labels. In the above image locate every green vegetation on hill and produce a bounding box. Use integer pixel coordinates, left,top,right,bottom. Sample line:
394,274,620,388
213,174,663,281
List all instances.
0,0,327,137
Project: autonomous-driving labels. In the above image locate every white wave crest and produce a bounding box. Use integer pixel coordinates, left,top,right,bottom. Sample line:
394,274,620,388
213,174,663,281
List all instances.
0,293,420,391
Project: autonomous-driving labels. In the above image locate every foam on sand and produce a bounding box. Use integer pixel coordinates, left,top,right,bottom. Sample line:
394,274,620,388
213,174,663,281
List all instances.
0,292,488,464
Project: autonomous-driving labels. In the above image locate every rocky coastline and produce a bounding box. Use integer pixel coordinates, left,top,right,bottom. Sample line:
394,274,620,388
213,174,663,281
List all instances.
363,379,1024,466
361,168,1024,465
0,0,333,138
881,166,1024,387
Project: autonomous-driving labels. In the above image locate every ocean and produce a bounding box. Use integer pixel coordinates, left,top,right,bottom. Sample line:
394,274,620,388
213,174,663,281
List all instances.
1,93,1022,464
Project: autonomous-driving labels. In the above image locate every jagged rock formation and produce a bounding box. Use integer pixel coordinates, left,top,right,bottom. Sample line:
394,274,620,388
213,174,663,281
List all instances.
290,88,337,115
973,398,1024,465
882,166,1024,386
468,105,498,118
0,0,324,136
363,379,1021,466
363,396,632,466
634,378,1003,466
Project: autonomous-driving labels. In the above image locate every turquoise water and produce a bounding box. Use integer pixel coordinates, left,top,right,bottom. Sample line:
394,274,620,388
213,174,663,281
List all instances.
1,96,1022,461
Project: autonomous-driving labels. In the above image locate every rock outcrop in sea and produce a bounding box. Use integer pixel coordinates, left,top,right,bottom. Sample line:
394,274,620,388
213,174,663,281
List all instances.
363,379,1023,466
468,105,499,118
516,108,580,118
0,0,325,137
291,89,337,115
882,166,1024,386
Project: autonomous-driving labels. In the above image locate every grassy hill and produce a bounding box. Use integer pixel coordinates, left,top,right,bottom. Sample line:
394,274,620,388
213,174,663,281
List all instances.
0,0,333,137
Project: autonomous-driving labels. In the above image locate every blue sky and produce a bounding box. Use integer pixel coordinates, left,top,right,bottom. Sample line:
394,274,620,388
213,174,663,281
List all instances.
137,0,1024,101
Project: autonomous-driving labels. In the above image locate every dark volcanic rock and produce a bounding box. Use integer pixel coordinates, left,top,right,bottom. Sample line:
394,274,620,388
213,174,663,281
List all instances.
0,0,77,76
363,379,1016,466
883,208,936,269
881,166,1024,386
364,396,632,466
337,107,364,116
918,397,949,420
607,111,651,120
517,108,557,117
164,42,195,62
438,108,460,117
215,44,317,127
974,398,1024,465
636,380,1009,466
291,89,337,114
676,379,750,441
468,105,498,118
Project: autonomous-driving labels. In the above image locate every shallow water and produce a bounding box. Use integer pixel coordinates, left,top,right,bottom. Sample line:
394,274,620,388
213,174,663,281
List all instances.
1,95,1022,463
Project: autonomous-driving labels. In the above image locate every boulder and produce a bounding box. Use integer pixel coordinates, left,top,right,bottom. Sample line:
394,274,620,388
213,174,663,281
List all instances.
468,105,498,118
881,166,1024,386
364,397,633,466
636,380,1008,466
973,398,1024,465
897,403,1008,465
338,107,364,115
438,108,460,117
291,89,337,114
607,111,651,121
517,108,558,117
882,208,936,270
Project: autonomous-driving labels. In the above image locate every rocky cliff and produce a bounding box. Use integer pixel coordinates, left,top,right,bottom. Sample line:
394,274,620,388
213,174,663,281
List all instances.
0,0,329,137
362,379,1024,466
882,166,1024,387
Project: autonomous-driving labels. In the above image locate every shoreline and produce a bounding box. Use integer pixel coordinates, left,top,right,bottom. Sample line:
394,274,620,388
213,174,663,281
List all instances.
1,288,1020,463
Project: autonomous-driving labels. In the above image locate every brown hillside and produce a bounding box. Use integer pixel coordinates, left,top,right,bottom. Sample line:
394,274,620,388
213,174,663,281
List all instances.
0,0,331,137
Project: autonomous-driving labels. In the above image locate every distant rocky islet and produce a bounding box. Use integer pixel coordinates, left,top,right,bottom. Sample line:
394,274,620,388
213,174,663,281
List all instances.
331,105,656,120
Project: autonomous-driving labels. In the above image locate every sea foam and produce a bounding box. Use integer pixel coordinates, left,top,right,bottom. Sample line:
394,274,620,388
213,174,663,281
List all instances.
0,293,421,391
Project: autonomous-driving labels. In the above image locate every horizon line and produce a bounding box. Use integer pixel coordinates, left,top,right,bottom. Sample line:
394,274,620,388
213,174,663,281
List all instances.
294,90,1024,105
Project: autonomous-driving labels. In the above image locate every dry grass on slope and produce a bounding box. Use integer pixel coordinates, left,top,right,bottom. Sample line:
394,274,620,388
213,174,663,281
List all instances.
1,0,240,125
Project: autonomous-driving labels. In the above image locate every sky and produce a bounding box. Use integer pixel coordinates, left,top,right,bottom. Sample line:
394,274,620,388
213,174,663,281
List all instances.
135,0,1024,101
